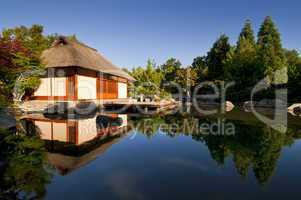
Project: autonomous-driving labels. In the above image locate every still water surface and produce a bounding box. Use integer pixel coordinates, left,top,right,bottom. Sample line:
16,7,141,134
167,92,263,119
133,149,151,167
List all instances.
1,109,301,199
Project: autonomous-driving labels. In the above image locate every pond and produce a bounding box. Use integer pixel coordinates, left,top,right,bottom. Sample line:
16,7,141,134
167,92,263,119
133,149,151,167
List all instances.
1,108,301,199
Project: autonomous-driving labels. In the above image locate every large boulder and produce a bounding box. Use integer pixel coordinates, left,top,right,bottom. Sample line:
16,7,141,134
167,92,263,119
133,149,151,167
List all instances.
288,104,301,116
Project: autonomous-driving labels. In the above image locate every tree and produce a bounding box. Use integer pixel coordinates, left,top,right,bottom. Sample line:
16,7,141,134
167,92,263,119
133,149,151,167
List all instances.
238,19,256,47
285,49,301,67
285,49,301,101
2,25,56,57
0,25,56,103
160,58,181,82
129,59,167,98
225,20,258,99
207,35,232,80
175,67,198,97
257,16,287,84
0,80,5,109
191,56,208,82
285,49,301,85
0,35,31,99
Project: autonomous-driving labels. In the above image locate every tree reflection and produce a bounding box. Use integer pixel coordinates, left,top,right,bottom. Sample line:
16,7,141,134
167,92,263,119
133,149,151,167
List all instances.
197,120,301,185
0,121,53,199
131,115,166,138
134,112,301,186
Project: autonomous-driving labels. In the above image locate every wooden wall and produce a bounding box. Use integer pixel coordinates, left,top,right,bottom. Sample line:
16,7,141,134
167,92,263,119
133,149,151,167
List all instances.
32,67,128,100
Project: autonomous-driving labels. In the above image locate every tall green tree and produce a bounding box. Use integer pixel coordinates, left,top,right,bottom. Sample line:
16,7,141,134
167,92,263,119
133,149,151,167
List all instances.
285,49,301,101
207,34,232,80
175,67,198,97
286,49,301,85
238,19,256,47
226,20,258,97
160,58,181,82
191,56,208,82
129,59,167,97
257,16,287,84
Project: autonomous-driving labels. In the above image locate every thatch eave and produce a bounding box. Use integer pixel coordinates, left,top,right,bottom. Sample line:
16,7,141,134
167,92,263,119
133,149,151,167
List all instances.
41,36,135,82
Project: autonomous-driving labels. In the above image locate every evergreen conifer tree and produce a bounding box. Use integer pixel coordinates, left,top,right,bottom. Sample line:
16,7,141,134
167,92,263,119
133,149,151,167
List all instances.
207,34,231,80
257,16,287,84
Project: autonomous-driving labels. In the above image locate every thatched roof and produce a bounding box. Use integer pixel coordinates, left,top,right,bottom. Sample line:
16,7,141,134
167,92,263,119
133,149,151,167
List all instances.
41,36,134,81
47,127,128,175
47,135,123,175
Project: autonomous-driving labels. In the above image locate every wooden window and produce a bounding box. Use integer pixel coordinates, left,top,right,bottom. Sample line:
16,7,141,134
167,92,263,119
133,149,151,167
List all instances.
97,78,118,99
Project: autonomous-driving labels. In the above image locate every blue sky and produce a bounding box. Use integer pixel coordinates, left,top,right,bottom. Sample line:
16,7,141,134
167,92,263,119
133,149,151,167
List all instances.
1,0,300,69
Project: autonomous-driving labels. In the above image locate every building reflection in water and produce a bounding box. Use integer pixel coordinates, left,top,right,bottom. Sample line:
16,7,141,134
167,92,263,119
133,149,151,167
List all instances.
23,113,129,175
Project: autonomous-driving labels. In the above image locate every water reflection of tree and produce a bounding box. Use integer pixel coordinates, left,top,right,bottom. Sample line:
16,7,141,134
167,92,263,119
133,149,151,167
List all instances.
199,121,301,185
134,114,301,186
194,121,301,185
230,125,281,184
131,115,166,138
0,121,53,199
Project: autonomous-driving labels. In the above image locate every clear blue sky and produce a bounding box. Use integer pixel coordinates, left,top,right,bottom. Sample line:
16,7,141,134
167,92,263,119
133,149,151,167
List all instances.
1,0,300,69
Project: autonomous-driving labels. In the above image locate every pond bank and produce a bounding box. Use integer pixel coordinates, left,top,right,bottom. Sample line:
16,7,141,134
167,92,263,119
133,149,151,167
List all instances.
17,99,180,114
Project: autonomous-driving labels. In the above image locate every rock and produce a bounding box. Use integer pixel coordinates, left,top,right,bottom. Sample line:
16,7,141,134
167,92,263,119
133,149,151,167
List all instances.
226,101,235,112
243,101,252,111
288,103,301,111
293,106,301,115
